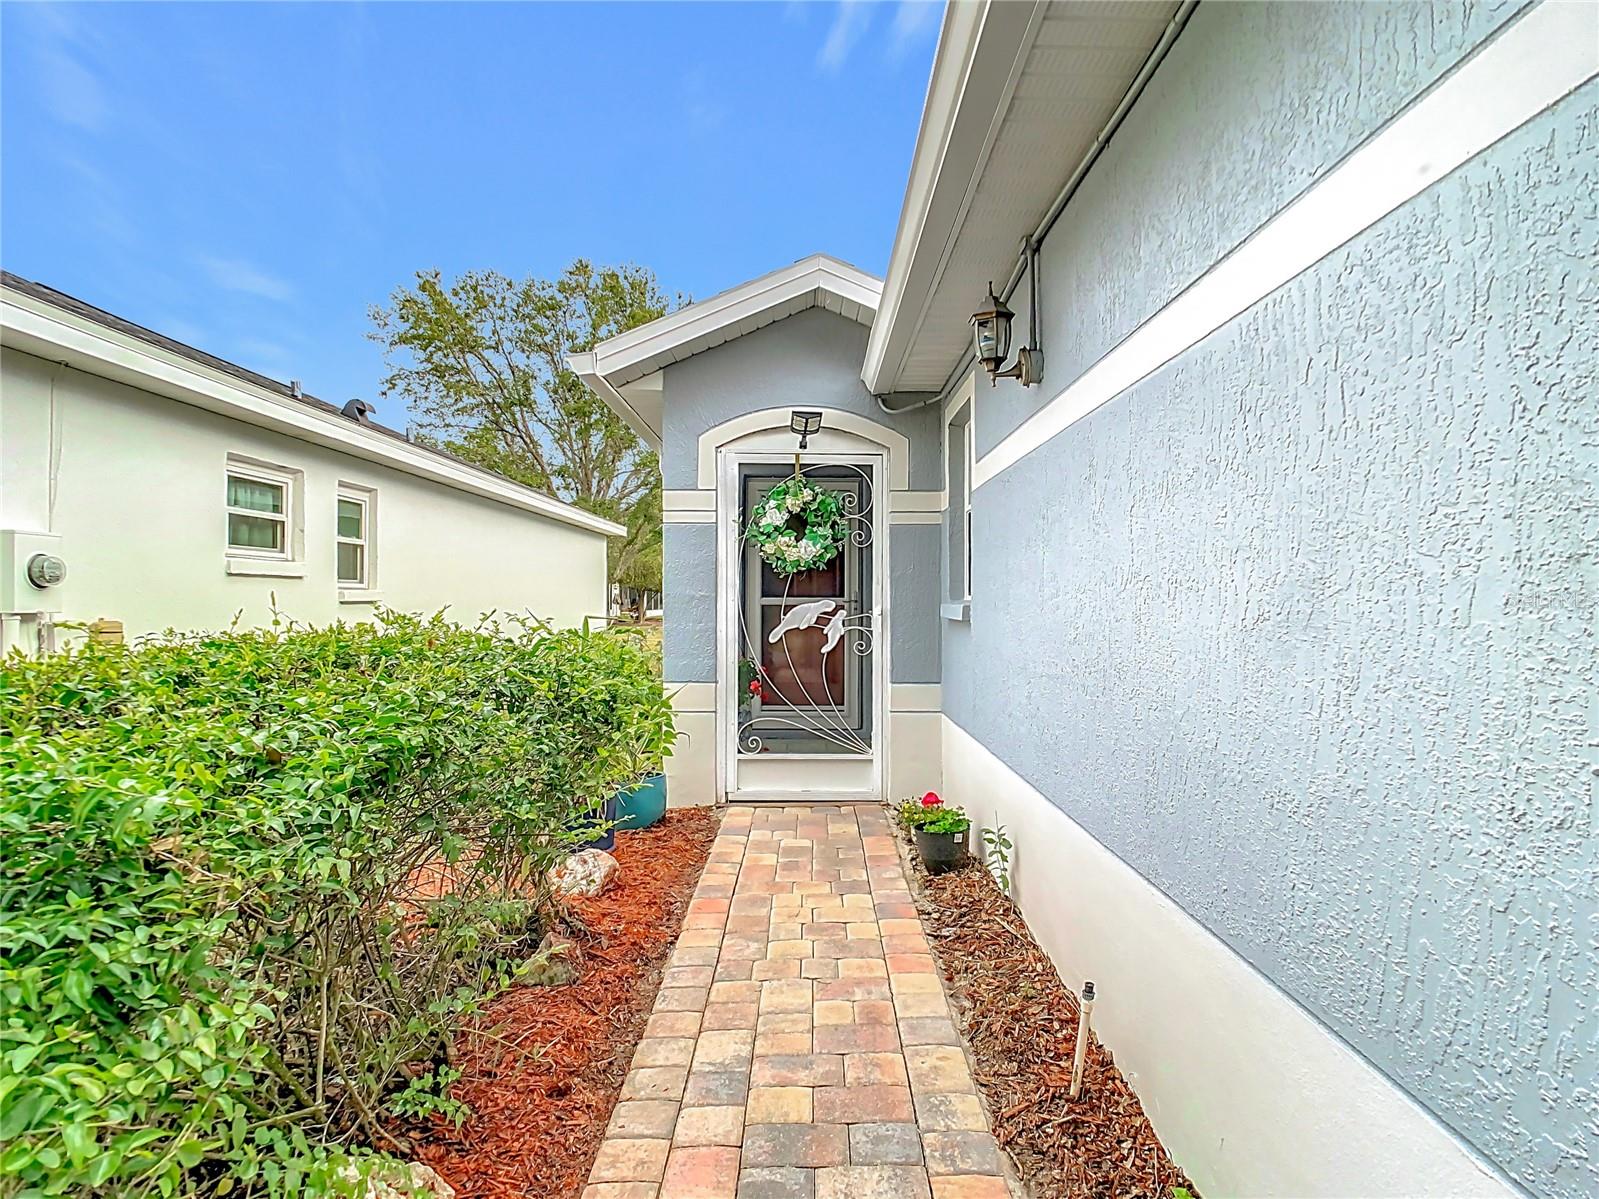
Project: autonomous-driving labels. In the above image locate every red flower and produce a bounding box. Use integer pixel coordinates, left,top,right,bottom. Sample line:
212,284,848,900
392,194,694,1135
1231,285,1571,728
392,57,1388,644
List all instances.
749,679,764,697
921,791,942,807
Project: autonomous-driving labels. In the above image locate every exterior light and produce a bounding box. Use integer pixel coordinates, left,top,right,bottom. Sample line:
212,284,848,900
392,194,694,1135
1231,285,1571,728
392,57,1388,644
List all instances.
970,241,1045,388
970,283,1014,379
790,409,823,450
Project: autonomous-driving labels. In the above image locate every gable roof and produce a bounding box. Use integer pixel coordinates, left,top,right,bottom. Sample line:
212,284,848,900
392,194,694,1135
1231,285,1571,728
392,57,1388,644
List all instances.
570,254,882,449
0,271,626,538
863,0,1188,395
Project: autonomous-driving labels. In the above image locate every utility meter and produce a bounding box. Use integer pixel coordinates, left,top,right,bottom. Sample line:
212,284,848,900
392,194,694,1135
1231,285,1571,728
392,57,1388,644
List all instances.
26,553,67,589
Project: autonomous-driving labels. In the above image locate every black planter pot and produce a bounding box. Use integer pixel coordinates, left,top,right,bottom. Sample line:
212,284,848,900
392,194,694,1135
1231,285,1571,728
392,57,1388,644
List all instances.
914,827,966,874
573,794,619,852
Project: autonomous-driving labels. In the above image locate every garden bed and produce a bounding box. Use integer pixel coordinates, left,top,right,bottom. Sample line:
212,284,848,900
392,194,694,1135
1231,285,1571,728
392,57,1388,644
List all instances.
896,822,1198,1199
408,807,718,1199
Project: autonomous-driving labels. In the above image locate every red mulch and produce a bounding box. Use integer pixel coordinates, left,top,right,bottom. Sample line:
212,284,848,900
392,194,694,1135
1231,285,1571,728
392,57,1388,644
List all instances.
410,808,719,1199
902,830,1199,1199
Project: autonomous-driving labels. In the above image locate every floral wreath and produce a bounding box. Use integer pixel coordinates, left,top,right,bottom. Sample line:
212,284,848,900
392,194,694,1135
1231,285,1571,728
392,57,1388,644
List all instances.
746,475,847,577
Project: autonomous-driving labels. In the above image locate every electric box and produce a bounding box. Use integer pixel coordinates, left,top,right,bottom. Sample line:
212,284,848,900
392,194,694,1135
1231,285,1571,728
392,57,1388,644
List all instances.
0,530,68,615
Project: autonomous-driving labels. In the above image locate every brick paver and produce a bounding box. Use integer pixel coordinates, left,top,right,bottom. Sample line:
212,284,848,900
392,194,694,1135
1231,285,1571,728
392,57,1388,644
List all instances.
585,805,1014,1199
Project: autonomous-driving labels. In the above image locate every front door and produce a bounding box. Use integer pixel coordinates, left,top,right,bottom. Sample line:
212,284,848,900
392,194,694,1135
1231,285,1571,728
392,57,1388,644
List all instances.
723,456,882,801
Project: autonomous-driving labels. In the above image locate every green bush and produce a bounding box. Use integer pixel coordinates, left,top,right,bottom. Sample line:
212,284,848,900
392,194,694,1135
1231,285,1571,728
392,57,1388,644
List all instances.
0,611,672,1197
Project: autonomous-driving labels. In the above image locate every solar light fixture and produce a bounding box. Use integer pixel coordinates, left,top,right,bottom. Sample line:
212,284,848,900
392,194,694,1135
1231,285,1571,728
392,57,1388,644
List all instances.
790,409,823,449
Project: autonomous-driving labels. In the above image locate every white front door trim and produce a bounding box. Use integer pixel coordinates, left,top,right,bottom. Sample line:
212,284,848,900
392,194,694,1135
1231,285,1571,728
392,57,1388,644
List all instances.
716,448,891,803
699,407,911,490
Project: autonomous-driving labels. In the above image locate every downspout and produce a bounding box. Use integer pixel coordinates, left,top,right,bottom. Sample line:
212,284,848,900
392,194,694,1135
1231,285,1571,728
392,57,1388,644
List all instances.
873,0,1198,416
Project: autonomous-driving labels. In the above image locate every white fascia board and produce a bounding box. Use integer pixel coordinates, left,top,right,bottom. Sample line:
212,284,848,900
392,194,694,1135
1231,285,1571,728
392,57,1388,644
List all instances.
863,0,1045,394
576,255,881,386
1,290,628,539
569,351,663,450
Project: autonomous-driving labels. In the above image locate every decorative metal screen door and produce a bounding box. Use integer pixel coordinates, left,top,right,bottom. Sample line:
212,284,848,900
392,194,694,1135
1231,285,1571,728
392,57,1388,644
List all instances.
726,457,880,800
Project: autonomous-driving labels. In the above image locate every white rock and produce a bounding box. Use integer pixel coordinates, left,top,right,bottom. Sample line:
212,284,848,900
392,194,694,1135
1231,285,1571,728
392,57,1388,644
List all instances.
551,848,619,897
336,1159,455,1199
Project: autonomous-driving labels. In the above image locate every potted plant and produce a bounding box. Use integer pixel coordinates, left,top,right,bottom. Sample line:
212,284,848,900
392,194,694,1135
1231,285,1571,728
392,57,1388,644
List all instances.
612,676,681,833
898,791,970,874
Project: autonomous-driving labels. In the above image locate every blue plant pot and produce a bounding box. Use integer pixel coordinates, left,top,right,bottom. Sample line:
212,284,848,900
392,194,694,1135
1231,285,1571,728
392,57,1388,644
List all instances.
615,772,668,832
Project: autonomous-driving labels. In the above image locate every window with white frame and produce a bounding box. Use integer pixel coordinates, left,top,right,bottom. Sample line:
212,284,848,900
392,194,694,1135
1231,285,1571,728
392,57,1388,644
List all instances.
336,489,372,587
225,465,291,557
946,400,974,605
962,418,974,601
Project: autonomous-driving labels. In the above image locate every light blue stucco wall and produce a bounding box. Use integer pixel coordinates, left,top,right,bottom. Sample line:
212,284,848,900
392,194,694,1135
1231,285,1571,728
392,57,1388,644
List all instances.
663,523,717,684
978,0,1526,456
944,5,1597,1198
659,308,943,684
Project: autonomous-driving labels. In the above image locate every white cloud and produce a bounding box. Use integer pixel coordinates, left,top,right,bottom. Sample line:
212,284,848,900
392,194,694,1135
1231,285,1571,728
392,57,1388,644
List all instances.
196,256,295,303
13,4,111,131
817,0,872,73
889,0,940,60
38,49,109,131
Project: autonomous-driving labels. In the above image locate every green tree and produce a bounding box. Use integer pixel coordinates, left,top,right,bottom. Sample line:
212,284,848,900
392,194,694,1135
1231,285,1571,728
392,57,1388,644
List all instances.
369,261,675,591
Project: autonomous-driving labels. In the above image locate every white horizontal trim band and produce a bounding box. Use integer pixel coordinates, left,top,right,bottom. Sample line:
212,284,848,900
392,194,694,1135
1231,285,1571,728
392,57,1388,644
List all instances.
891,683,942,712
890,511,942,525
973,0,1597,490
669,682,717,711
889,490,947,513
663,488,717,512
664,510,717,524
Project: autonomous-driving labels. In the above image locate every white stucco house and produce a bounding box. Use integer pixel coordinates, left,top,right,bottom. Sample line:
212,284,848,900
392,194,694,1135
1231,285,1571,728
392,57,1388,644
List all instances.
574,4,1596,1199
0,272,621,654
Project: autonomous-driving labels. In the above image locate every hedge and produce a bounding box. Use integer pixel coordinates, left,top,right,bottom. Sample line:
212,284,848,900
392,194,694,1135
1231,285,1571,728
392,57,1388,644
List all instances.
0,612,673,1197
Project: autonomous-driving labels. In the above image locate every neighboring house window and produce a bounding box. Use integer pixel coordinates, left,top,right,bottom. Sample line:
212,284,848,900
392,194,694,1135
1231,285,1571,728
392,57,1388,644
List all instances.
226,466,291,557
336,490,371,587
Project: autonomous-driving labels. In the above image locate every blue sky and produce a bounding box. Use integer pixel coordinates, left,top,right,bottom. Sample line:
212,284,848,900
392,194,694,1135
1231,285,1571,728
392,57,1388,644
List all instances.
1,1,939,426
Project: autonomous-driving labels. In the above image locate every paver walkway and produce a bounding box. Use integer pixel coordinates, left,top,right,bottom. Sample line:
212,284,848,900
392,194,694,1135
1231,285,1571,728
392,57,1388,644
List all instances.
586,804,1012,1199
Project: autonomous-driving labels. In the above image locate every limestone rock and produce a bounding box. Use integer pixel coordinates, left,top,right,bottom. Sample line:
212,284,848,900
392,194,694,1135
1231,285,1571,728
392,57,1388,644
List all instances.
551,847,619,898
336,1159,455,1199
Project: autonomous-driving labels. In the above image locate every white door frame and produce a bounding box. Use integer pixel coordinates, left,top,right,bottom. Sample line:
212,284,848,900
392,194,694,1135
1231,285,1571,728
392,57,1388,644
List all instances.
716,448,889,803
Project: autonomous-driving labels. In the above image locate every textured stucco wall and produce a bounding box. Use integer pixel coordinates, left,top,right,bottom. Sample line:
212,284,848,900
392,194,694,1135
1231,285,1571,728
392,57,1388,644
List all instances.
979,0,1525,455
945,5,1597,1197
663,523,718,683
888,524,941,684
660,307,943,489
659,308,943,685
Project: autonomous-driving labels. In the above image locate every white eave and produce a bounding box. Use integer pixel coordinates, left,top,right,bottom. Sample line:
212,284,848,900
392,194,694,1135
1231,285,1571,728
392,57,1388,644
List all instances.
0,282,627,539
864,0,1184,395
571,254,882,450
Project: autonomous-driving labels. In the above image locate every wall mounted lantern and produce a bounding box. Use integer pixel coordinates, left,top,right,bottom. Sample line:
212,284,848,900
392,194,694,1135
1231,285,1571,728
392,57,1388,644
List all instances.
970,241,1044,388
970,284,1014,378
790,409,823,450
